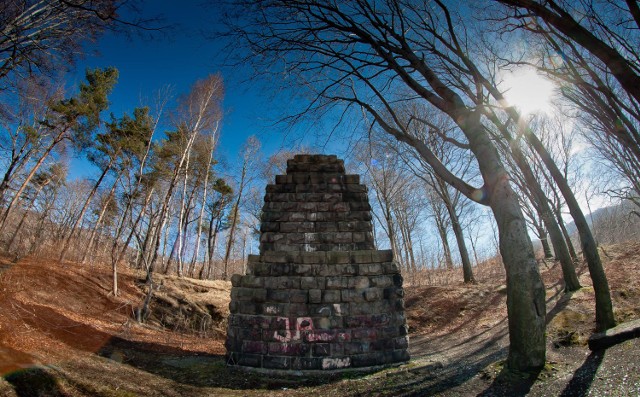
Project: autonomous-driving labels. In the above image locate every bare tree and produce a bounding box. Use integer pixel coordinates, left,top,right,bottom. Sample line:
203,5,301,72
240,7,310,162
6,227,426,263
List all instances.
0,67,118,231
0,0,163,84
222,135,260,280
139,74,223,318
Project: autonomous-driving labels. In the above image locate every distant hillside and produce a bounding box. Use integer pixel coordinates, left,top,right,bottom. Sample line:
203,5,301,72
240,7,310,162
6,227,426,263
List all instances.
565,199,640,244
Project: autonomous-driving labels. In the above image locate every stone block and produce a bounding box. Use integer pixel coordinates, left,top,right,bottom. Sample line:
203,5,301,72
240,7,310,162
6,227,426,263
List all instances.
289,289,308,303
263,356,291,370
310,312,344,330
349,302,381,316
348,276,370,289
313,343,331,356
326,251,350,264
330,343,345,356
326,276,349,289
315,222,337,232
335,264,357,275
301,276,325,289
382,262,399,274
344,342,370,355
289,303,309,317
349,201,372,211
351,352,383,368
230,274,242,287
289,212,307,222
392,349,410,363
341,289,364,303
247,263,271,276
301,251,326,264
332,303,349,316
353,329,379,341
394,336,409,349
321,357,351,370
268,342,309,356
351,251,372,264
238,302,258,315
364,288,382,302
309,289,322,304
237,327,263,341
242,340,267,355
370,338,394,351
267,289,290,303
322,290,342,303
372,249,394,262
270,263,291,276
369,275,393,288
259,303,287,316
349,211,373,221
292,357,322,371
241,276,264,288
330,202,349,212
359,263,382,275
293,264,312,276
237,354,262,367
252,289,267,303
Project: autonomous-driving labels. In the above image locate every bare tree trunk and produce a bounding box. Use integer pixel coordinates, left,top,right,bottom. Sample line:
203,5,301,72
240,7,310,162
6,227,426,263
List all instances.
191,129,218,275
433,208,453,270
82,174,121,264
467,117,546,372
176,149,193,277
536,226,553,259
0,133,64,230
522,165,581,292
527,133,615,330
447,201,475,283
59,157,115,262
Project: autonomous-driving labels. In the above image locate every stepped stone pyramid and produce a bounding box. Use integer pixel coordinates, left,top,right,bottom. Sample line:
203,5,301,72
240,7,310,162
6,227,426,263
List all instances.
226,154,409,373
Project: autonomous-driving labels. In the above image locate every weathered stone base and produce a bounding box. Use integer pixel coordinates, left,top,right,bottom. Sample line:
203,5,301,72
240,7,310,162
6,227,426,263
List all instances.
225,250,410,373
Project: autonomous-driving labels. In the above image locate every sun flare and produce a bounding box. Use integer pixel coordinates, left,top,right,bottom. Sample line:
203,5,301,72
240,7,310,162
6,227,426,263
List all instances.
502,68,556,116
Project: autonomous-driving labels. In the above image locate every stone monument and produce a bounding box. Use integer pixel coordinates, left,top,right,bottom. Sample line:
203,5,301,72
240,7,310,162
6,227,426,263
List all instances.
226,154,409,373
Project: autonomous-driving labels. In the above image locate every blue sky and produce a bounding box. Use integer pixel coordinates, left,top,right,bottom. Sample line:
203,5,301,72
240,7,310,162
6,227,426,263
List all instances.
70,0,325,178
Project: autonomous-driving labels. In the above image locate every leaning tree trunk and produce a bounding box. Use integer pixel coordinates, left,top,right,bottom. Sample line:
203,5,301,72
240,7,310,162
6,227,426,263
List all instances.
0,132,65,230
467,113,546,373
517,154,581,292
535,225,553,259
191,132,217,275
527,133,615,330
6,181,47,252
59,158,115,262
438,179,475,283
82,174,122,264
554,203,579,262
433,210,454,270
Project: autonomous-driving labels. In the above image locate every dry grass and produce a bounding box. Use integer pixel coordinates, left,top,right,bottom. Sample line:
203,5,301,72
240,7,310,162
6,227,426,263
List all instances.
0,241,639,396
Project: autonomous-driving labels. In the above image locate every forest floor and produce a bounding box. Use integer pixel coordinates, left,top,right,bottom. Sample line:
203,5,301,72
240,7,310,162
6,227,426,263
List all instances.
0,242,639,396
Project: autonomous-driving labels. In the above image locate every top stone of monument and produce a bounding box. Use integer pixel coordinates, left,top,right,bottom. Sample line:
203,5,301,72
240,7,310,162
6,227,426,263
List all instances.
260,154,375,254
286,154,345,173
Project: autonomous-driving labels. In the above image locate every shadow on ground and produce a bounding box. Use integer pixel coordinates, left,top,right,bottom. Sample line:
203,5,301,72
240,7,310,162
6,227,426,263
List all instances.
5,367,65,397
559,350,605,397
97,336,350,391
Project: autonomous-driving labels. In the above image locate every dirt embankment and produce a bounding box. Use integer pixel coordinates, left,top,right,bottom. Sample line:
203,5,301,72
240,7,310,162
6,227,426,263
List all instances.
0,243,639,396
